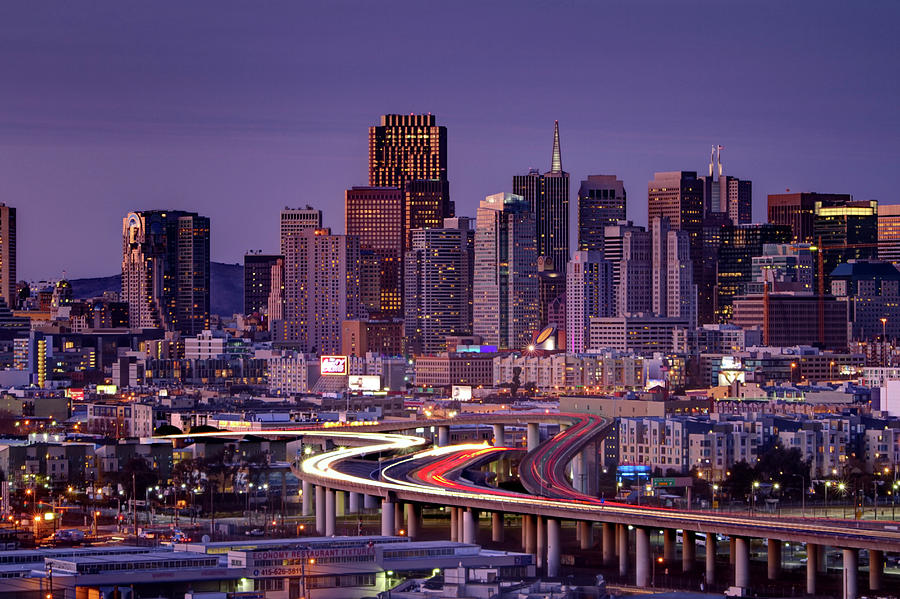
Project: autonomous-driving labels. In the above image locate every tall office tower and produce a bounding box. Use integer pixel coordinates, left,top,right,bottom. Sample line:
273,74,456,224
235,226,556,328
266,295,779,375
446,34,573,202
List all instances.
715,224,793,322
513,121,570,270
648,171,710,321
267,257,284,326
750,244,815,293
443,216,475,330
578,175,626,252
369,114,447,188
766,192,852,243
279,206,322,253
700,146,752,225
813,199,878,279
0,204,15,309
566,251,613,353
649,216,671,316
878,204,900,264
404,220,473,355
604,222,651,316
473,193,539,349
121,210,210,335
404,179,453,251
665,230,698,328
345,187,405,317
243,253,282,317
280,228,362,353
359,249,382,315
538,257,566,329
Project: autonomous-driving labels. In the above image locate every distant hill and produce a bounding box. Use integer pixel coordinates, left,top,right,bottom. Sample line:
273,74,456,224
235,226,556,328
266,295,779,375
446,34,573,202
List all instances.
69,262,244,317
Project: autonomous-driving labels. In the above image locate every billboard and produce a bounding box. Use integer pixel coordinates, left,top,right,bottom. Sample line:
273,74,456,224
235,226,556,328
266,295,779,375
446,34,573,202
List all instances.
319,355,348,376
348,375,381,391
451,385,473,401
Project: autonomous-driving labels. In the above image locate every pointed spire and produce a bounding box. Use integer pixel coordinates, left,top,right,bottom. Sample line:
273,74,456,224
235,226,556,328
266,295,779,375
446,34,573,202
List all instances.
550,120,562,173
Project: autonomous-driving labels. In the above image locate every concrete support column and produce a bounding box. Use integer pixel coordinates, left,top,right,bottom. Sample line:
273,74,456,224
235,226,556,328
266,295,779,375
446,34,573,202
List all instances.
869,549,884,592
381,500,395,537
578,521,593,550
842,548,858,599
767,539,782,580
706,533,717,587
437,426,449,447
572,451,584,492
682,530,696,573
806,543,818,596
492,424,505,447
394,502,403,533
663,528,676,563
524,514,536,554
536,516,546,570
527,423,540,451
324,488,336,537
406,504,421,540
301,480,313,516
348,492,361,514
602,523,615,566
463,509,476,544
458,508,466,541
492,512,504,543
729,536,736,565
363,494,378,510
734,537,750,589
635,527,651,588
618,524,629,577
546,518,561,578
817,544,826,573
450,508,459,542
315,485,326,535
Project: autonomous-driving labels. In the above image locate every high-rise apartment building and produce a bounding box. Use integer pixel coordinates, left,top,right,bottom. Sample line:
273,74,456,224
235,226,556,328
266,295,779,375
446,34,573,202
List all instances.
566,251,613,353
578,175,626,252
279,228,362,354
279,206,322,254
369,114,447,188
473,193,539,349
604,222,651,317
0,204,15,309
121,210,210,335
404,179,453,251
345,187,405,317
878,204,900,264
404,218,474,355
766,192,852,243
664,229,698,328
513,121,570,271
243,253,282,318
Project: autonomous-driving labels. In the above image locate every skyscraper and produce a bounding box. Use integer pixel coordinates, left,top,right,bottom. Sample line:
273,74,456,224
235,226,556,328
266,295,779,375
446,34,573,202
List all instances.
243,253,282,317
404,219,474,355
404,179,453,251
474,193,539,349
701,146,751,225
766,192,852,243
813,199,878,278
121,210,210,335
279,206,323,254
604,222,651,317
578,175,626,252
566,250,613,354
0,204,15,309
369,114,447,188
665,229,697,328
513,121,570,271
878,204,900,264
345,187,405,317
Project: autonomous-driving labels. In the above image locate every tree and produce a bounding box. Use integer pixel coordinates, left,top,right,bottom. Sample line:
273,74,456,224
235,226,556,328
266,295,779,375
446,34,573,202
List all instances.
723,460,756,500
510,367,522,397
118,456,159,500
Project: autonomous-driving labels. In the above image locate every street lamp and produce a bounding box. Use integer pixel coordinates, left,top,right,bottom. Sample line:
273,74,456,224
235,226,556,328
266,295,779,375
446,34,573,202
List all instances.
881,317,888,367
751,481,760,514
712,484,719,511
790,362,797,384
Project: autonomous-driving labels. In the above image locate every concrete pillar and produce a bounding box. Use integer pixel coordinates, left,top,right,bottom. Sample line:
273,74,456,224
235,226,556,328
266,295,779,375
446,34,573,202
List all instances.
578,521,593,550
463,509,476,544
572,451,584,492
817,544,826,573
618,524,629,577
734,537,750,589
663,528,676,563
348,491,360,514
806,543,818,596
394,502,403,533
635,527,650,587
315,485,326,535
437,425,449,447
869,549,884,592
536,516,546,569
336,491,346,518
406,504,421,540
301,480,313,516
842,548,858,599
527,422,540,451
729,536,736,565
682,530,696,573
381,500,395,537
492,424,505,447
524,514,536,554
492,512,504,543
458,507,466,541
364,494,378,510
767,539,782,580
450,507,459,542
547,518,561,577
706,533,717,586
602,523,615,566
324,488,336,536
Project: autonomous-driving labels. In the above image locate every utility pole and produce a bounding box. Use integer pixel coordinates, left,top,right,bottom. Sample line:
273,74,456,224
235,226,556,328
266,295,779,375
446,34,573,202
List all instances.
132,472,137,538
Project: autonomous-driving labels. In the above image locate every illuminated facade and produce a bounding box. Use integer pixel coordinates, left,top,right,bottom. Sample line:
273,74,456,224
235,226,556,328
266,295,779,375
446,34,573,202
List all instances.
766,192,852,243
368,114,447,188
345,187,404,317
0,204,15,309
121,210,210,335
243,253,282,318
813,199,878,280
605,221,651,317
279,206,322,253
577,175,625,252
566,251,613,354
878,204,900,264
404,179,453,251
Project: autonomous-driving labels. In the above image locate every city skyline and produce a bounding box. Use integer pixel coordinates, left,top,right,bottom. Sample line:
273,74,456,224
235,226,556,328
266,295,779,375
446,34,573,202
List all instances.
0,1,897,279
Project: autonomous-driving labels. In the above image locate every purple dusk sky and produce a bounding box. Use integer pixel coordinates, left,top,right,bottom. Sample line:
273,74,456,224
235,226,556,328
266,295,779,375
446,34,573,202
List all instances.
0,1,897,279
